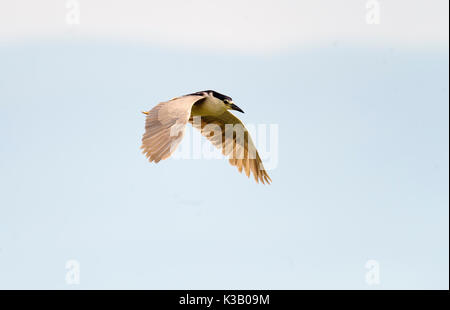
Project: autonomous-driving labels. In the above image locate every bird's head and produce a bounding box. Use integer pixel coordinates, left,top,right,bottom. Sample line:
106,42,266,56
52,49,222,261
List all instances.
190,90,245,113
223,98,244,113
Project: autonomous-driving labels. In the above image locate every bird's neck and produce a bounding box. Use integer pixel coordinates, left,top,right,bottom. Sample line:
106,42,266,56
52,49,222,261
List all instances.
191,96,226,117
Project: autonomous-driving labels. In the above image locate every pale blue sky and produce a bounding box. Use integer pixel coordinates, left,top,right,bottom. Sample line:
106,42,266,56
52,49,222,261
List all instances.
0,1,448,290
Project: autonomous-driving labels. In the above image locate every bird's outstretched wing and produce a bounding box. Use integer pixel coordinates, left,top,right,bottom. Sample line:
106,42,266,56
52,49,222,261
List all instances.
141,95,204,163
190,111,272,184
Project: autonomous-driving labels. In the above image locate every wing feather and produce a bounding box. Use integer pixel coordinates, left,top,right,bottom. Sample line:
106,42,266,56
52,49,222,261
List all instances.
190,111,272,184
141,95,204,162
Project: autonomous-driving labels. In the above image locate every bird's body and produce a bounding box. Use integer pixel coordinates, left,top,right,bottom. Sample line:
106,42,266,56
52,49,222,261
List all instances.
141,90,271,184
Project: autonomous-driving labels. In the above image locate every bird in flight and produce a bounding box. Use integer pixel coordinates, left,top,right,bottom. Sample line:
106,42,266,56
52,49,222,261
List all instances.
141,90,271,184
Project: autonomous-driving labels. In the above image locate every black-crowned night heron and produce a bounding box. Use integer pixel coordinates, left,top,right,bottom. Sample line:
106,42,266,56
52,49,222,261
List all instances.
141,90,271,184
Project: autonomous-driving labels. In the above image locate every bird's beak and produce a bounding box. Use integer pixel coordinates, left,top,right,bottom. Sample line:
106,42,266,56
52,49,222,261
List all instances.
229,103,244,113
